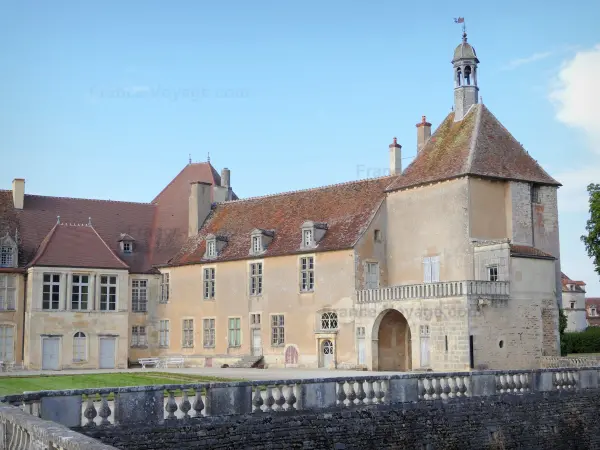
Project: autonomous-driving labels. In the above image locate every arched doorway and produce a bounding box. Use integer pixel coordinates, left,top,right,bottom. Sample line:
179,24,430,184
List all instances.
320,339,334,368
375,309,412,371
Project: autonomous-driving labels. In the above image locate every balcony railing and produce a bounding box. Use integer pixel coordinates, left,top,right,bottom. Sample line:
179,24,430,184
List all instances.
356,280,510,304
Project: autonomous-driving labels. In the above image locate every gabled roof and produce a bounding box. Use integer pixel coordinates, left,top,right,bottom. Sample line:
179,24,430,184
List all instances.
509,244,555,260
150,162,239,267
29,223,129,270
0,161,233,273
168,177,393,266
386,104,561,192
561,272,586,293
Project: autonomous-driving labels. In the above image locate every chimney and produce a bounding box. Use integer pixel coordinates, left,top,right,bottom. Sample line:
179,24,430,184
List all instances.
12,178,25,210
416,116,432,153
389,137,402,175
189,181,213,237
221,168,230,188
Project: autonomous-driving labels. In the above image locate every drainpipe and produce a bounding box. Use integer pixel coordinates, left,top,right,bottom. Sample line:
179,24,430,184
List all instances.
21,272,27,365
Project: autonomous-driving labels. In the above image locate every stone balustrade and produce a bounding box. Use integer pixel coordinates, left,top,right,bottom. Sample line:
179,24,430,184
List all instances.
355,280,510,303
0,403,115,449
541,355,600,369
2,366,599,432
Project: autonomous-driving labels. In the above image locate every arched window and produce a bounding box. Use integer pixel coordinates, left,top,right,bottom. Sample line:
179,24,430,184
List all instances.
464,66,471,85
321,312,338,330
73,332,87,362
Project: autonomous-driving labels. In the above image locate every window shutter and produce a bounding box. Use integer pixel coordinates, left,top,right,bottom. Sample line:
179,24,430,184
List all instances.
423,257,432,283
431,256,440,283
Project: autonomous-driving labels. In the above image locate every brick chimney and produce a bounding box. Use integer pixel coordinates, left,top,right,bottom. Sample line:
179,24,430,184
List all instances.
416,116,432,153
189,181,213,237
389,137,402,175
12,178,25,210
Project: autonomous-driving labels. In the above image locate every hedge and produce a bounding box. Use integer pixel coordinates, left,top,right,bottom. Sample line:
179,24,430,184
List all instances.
561,327,600,355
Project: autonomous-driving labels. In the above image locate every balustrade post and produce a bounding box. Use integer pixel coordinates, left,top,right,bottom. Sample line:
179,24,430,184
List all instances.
296,381,337,410
115,389,164,425
387,377,418,403
40,395,82,428
205,385,252,416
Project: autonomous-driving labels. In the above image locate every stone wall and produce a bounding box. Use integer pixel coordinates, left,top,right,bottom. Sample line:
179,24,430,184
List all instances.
83,389,600,450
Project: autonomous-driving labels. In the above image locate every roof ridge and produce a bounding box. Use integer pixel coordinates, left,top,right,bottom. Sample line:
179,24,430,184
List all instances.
28,223,59,267
151,162,213,203
464,104,483,174
22,193,153,206
215,175,396,205
89,225,130,269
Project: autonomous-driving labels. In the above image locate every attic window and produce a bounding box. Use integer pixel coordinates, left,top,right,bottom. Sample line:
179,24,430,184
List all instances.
207,240,216,258
122,242,132,254
0,235,17,268
118,233,135,254
204,234,228,260
374,230,382,243
531,185,541,204
300,221,327,250
249,229,274,256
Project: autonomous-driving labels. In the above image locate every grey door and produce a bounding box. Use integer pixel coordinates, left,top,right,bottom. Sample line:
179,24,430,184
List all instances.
321,339,334,368
99,338,116,369
42,337,60,370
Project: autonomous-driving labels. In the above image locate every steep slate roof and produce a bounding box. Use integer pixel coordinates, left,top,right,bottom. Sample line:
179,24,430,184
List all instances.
509,244,555,260
150,163,238,267
0,161,229,273
386,104,561,192
29,223,129,269
561,272,586,293
168,177,393,266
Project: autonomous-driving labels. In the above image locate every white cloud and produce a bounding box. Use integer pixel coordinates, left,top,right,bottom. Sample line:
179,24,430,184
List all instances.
504,51,552,70
549,44,600,213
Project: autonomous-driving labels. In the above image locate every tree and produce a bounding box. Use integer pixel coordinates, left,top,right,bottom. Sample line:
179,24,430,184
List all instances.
581,183,600,279
559,308,567,336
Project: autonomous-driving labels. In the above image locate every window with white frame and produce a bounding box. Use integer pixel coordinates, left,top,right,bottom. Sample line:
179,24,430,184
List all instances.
300,256,314,292
160,273,170,303
132,279,147,312
228,317,241,347
159,320,170,347
250,313,261,326
321,311,338,330
203,267,215,299
570,301,576,309
42,274,60,310
122,242,132,253
0,325,14,362
206,240,217,258
183,319,194,347
423,256,440,283
420,325,430,336
591,307,598,317
356,326,366,338
131,326,147,347
252,236,262,254
303,229,313,247
203,318,215,348
365,262,379,289
271,314,284,346
250,262,263,296
0,275,16,311
0,246,13,267
73,332,87,362
487,265,499,282
100,275,117,311
71,274,89,310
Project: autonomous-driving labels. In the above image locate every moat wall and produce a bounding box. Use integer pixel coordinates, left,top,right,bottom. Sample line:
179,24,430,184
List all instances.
83,389,600,450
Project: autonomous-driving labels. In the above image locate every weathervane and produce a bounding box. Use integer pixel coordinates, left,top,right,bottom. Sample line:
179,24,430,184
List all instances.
454,17,466,40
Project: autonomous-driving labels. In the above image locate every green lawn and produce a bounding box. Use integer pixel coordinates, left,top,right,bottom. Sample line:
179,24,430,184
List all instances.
0,372,243,397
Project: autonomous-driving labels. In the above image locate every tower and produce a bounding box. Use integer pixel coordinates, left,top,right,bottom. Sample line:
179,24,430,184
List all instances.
452,30,479,121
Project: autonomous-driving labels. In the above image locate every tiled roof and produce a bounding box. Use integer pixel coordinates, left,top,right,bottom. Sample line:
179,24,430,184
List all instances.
509,244,555,259
561,272,586,293
168,177,393,266
586,298,600,323
386,104,561,192
0,161,230,273
150,162,238,266
29,223,129,269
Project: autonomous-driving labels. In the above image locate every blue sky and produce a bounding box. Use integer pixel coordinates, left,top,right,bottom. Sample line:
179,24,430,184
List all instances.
1,0,599,294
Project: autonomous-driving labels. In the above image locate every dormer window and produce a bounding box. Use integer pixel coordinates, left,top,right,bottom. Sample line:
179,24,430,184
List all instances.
300,221,327,250
249,229,274,256
204,234,228,260
118,233,135,254
0,234,17,268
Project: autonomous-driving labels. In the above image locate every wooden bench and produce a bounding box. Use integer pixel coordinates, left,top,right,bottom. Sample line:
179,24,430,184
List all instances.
160,356,185,368
138,357,160,369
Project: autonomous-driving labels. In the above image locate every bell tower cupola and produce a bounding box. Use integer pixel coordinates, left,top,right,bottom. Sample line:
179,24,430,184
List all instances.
452,27,479,121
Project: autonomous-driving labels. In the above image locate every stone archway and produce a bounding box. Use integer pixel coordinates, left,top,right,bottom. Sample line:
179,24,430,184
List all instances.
374,309,412,371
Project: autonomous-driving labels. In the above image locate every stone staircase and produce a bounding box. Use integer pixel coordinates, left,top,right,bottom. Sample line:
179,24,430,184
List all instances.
228,355,265,369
